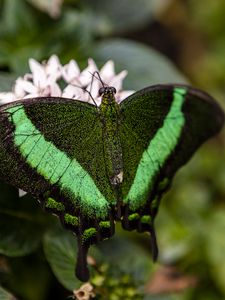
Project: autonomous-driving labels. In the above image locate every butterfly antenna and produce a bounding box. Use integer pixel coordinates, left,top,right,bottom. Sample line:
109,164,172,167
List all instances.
83,88,98,107
83,71,99,106
89,71,107,87
67,80,98,107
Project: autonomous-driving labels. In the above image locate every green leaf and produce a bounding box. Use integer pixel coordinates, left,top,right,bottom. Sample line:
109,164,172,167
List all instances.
44,227,102,290
43,227,81,291
82,0,155,35
56,8,94,51
205,209,225,294
93,39,187,90
0,73,17,92
0,0,37,35
44,226,154,292
0,286,17,300
7,45,44,75
5,253,52,300
0,1,60,73
99,230,154,283
81,0,172,36
0,181,51,256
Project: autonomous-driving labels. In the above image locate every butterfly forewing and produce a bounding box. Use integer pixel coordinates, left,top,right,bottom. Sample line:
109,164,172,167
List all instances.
0,97,117,281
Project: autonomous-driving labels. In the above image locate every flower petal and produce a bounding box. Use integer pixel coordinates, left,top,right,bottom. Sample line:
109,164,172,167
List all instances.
86,79,100,101
62,60,80,83
79,58,98,87
62,84,83,99
0,92,17,104
109,70,128,91
49,82,62,97
46,55,62,81
116,90,135,103
29,58,47,88
100,60,115,81
14,78,37,96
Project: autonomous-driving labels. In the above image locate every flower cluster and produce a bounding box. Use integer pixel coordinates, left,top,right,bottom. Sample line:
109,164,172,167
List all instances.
0,55,134,107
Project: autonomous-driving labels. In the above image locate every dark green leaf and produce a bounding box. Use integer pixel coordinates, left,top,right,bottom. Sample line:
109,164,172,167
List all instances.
206,209,225,294
43,227,81,291
0,0,37,35
93,39,187,90
5,253,52,300
82,0,154,35
99,230,154,283
81,0,172,36
0,181,51,256
0,73,17,92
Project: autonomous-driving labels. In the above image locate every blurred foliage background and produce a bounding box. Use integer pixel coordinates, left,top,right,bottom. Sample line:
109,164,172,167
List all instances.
0,0,225,299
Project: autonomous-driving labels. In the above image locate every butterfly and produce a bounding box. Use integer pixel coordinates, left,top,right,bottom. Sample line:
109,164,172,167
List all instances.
0,84,224,281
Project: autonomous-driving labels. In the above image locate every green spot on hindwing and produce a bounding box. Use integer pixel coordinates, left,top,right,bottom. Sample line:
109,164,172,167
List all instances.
45,197,65,211
128,213,140,221
99,221,111,229
141,215,151,224
82,228,97,242
158,177,170,191
64,214,79,227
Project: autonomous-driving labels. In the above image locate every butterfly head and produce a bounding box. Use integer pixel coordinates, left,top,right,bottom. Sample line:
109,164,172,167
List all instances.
99,86,117,106
99,86,117,97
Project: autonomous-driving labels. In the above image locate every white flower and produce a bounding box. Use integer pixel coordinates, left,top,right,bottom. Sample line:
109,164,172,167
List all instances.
15,55,62,99
0,55,134,106
0,92,17,104
62,58,134,106
0,55,135,197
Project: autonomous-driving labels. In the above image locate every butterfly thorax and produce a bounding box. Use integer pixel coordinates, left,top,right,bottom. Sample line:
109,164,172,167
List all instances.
99,88,123,188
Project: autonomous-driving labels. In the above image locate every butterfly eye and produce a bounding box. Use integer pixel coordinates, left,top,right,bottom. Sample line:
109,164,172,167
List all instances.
99,87,105,96
112,87,117,94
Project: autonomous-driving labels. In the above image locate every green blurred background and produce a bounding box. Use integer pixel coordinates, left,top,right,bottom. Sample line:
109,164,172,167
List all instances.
0,0,224,299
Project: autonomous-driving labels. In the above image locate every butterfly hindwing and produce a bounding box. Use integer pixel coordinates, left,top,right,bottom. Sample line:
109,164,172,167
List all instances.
119,85,224,248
